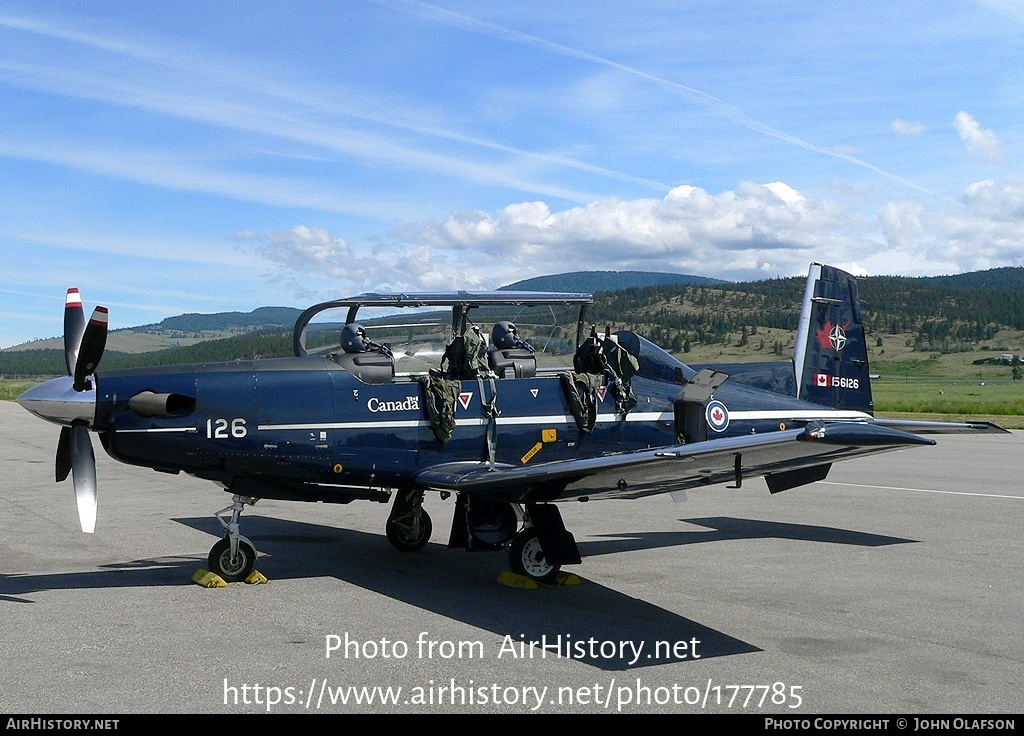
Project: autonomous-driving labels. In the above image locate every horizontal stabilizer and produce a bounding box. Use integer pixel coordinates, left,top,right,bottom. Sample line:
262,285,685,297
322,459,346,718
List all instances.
871,418,1011,435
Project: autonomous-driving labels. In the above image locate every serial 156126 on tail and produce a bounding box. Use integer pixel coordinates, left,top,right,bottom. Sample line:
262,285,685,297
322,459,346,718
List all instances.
17,263,1004,584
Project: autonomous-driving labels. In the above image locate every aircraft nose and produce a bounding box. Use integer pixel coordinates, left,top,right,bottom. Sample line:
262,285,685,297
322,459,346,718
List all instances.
17,376,96,427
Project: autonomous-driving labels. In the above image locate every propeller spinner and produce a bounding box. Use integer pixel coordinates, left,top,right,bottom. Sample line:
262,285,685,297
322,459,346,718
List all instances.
17,288,108,533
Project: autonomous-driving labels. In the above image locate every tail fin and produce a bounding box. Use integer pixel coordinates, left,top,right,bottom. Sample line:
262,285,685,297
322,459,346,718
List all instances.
793,263,873,414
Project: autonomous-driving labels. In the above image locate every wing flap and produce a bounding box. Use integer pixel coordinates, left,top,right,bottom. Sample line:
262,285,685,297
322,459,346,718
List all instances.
415,422,935,502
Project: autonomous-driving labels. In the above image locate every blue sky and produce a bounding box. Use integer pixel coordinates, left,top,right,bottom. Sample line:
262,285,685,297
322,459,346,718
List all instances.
1,0,1022,346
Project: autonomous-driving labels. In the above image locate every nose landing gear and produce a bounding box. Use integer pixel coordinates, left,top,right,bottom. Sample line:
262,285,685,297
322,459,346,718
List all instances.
209,494,259,582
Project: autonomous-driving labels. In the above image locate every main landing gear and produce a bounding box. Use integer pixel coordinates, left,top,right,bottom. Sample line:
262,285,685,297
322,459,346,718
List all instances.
209,494,259,582
450,496,579,584
382,492,580,585
507,503,581,584
385,489,432,552
508,527,560,583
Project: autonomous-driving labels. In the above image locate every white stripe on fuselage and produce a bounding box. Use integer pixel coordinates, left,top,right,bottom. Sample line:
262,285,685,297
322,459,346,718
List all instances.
255,408,869,432
117,427,197,433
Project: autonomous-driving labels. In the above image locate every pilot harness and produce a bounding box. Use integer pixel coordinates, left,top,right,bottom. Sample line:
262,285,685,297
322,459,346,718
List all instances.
420,324,639,464
422,322,500,469
560,326,639,432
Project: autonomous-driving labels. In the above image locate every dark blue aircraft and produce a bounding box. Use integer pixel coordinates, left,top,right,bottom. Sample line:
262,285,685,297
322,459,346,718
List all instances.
17,264,1003,583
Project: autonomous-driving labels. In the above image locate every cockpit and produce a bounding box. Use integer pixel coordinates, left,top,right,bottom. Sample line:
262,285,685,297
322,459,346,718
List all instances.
291,292,593,384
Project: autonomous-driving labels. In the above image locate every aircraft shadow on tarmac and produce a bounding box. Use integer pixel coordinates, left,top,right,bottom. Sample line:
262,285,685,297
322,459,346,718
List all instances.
578,517,916,557
0,515,915,670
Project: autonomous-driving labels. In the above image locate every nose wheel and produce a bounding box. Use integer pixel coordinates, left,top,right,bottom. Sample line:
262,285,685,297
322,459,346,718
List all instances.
209,494,259,582
209,537,256,582
509,528,560,583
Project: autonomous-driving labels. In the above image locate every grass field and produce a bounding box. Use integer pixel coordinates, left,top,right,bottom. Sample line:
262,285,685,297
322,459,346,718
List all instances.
872,379,1024,414
871,379,1024,428
0,380,38,402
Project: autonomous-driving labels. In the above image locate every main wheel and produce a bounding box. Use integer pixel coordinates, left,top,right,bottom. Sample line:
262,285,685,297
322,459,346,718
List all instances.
209,537,256,583
386,509,432,552
509,529,560,583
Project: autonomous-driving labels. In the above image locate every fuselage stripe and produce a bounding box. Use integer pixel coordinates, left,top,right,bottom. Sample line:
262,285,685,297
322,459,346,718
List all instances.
117,427,197,433
255,408,870,432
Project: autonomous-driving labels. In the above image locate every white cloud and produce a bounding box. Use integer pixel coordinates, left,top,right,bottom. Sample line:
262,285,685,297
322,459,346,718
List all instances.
762,182,805,205
873,177,1024,274
891,119,927,136
397,182,869,282
240,179,1024,293
241,226,350,274
953,111,1006,162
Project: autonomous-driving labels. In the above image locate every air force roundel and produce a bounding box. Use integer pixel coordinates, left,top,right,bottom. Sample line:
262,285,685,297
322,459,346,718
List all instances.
706,400,730,432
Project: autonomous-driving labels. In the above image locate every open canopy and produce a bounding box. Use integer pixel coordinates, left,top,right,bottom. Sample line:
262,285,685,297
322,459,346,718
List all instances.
293,291,593,358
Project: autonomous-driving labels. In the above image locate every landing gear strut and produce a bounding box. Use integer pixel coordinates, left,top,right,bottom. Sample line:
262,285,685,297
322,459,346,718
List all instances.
386,488,432,552
209,494,258,582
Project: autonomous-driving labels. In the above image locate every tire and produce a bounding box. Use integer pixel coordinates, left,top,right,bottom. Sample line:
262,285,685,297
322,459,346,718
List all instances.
208,537,256,583
509,529,560,583
386,509,432,552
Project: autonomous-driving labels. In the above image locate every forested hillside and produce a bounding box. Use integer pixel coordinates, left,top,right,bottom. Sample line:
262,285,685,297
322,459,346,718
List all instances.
1,329,293,376
5,266,1024,376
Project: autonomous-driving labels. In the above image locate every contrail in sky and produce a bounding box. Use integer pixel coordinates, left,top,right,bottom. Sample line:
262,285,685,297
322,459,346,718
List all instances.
375,0,934,196
0,11,669,197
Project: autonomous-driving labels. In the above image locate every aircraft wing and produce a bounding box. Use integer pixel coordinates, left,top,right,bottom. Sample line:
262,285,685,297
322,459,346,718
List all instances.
415,421,936,502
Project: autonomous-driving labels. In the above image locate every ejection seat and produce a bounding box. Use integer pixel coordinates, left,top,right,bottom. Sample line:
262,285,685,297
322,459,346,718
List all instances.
486,321,536,379
331,323,395,384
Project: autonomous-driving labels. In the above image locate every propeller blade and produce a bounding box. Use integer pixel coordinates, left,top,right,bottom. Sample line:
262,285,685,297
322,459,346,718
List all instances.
56,426,72,482
69,421,97,533
63,288,86,377
73,306,108,392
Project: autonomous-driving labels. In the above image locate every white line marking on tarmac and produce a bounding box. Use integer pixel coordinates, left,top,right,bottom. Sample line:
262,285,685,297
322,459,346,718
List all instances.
819,481,1024,501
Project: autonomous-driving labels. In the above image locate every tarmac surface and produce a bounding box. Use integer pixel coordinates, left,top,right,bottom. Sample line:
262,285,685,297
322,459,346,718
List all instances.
1,399,1022,714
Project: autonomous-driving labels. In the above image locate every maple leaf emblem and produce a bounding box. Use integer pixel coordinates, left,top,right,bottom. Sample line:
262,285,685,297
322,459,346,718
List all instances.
816,321,850,351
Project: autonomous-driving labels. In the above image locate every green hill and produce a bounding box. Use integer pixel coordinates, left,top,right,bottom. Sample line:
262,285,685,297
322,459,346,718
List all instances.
0,329,294,377
501,271,723,293
915,267,1024,291
6,267,1024,377
145,306,301,333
